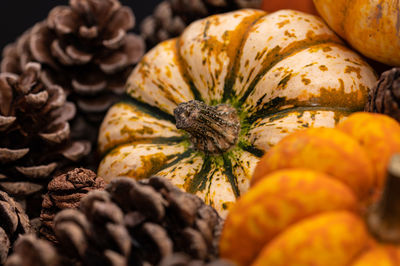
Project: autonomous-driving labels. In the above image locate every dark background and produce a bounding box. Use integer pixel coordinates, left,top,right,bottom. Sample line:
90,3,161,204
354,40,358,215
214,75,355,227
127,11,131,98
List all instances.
0,0,162,53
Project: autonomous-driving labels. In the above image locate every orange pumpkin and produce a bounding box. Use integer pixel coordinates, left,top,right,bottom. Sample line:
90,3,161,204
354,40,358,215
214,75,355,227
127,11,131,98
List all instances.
220,112,400,266
253,112,400,193
262,0,318,15
313,0,400,66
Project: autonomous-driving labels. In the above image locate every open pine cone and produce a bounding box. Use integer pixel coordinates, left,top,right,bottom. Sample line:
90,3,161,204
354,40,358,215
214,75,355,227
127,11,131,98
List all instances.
53,176,225,266
1,0,145,148
140,0,262,48
0,62,90,216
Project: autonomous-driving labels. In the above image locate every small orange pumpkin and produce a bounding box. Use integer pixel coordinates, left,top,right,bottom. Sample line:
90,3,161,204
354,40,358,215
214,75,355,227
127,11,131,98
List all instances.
313,0,400,66
253,112,400,193
220,112,400,265
262,0,317,15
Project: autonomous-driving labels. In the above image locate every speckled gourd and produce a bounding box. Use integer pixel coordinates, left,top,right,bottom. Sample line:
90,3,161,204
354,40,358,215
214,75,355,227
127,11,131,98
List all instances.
97,9,377,216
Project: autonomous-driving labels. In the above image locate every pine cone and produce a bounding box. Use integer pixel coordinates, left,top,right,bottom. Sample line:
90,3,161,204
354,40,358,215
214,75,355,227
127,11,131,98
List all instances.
158,253,233,266
0,190,31,265
140,0,262,48
53,176,224,266
1,0,145,150
365,67,400,121
5,234,61,266
0,62,90,217
40,168,105,242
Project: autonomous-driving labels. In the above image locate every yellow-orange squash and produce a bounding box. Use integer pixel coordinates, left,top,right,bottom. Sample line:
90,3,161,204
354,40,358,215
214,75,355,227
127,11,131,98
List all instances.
220,112,400,265
262,0,317,15
253,112,400,193
313,0,400,66
98,9,377,215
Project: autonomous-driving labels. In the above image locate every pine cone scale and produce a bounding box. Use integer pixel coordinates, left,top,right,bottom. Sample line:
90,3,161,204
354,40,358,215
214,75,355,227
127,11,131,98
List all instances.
0,116,16,131
72,77,107,94
5,235,61,266
15,163,58,179
0,201,19,234
39,122,70,144
0,227,10,264
47,6,79,35
0,148,29,163
0,182,43,196
98,52,128,74
29,24,58,68
0,191,32,264
65,46,93,64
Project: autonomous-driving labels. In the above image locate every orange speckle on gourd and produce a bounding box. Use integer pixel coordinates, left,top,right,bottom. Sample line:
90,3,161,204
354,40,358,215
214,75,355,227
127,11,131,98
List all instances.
120,152,168,180
319,65,328,71
284,30,296,38
345,65,362,79
277,19,290,28
322,46,332,52
301,74,311,85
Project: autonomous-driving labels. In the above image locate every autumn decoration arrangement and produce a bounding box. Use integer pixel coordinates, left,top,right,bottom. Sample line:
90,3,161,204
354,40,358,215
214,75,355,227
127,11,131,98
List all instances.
1,0,400,265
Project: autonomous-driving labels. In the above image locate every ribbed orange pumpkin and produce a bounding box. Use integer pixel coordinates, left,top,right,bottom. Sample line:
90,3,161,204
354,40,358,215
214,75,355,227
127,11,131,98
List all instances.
220,112,400,266
253,112,400,193
313,0,400,66
262,0,317,15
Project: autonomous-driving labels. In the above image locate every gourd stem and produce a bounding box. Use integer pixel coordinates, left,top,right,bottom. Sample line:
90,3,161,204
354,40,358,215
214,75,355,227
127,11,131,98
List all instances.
367,153,400,243
173,100,240,154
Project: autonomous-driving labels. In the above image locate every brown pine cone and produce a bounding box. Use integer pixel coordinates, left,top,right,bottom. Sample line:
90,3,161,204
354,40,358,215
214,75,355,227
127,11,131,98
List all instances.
140,0,262,48
40,168,105,242
5,234,61,266
1,0,145,149
365,67,400,121
158,253,233,266
53,176,224,266
0,62,90,217
0,191,32,265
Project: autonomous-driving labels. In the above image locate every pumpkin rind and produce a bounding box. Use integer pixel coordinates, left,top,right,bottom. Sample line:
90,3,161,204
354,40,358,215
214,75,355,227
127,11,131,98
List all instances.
252,211,370,266
352,246,400,266
251,127,375,200
220,169,358,266
313,0,400,66
98,9,377,215
336,113,400,191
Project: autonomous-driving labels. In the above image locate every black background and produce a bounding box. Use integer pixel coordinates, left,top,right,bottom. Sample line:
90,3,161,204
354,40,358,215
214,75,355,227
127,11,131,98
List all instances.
0,0,162,53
